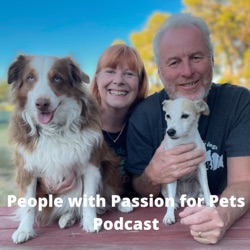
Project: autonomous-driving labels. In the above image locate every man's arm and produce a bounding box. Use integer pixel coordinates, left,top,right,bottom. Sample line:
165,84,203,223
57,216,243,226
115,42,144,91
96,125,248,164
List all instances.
217,156,250,229
132,141,205,197
179,156,250,244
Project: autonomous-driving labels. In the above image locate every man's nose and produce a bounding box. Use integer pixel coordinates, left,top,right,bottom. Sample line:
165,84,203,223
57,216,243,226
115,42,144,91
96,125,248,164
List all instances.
181,61,194,78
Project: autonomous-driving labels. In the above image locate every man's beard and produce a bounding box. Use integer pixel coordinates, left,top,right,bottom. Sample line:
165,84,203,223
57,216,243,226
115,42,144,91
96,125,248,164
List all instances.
167,83,212,100
164,72,213,101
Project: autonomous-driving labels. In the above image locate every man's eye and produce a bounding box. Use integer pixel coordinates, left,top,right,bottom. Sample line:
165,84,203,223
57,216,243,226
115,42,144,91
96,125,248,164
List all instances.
181,114,189,119
168,61,179,68
192,55,203,63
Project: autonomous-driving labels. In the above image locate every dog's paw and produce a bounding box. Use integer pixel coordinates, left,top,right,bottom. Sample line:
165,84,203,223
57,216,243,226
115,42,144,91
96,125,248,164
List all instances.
81,217,101,233
59,213,76,229
162,215,175,225
117,198,134,213
12,228,35,244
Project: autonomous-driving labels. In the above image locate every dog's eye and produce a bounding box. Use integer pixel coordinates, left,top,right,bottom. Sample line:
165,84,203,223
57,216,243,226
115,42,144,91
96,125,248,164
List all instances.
27,74,35,82
166,114,171,119
181,114,189,119
53,75,61,82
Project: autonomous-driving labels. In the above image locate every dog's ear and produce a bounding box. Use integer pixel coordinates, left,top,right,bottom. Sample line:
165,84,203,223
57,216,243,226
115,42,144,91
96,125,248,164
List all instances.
66,57,90,84
194,100,210,116
8,55,27,85
162,100,171,112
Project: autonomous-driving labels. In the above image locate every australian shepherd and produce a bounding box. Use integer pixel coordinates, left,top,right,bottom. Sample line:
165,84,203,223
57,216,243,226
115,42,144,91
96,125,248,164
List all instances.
8,55,128,244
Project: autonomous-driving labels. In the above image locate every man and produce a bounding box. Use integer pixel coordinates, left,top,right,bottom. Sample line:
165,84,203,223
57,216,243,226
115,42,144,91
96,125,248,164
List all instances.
125,13,250,244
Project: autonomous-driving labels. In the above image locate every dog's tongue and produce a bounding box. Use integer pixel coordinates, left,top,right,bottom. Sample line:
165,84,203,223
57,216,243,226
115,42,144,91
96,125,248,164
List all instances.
37,112,53,124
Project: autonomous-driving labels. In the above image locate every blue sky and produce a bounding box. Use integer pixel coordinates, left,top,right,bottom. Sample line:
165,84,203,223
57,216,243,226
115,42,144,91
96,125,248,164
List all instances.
0,0,183,81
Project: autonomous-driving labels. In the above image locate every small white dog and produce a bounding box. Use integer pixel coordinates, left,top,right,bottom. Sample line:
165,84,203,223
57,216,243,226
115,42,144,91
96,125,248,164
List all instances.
161,98,213,225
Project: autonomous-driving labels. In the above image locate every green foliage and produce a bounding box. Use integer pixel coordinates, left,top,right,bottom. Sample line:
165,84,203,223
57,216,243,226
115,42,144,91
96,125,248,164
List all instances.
0,81,10,103
0,124,16,206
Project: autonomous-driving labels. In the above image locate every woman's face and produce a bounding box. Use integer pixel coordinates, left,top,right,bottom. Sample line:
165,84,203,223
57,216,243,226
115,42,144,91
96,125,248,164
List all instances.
96,65,139,111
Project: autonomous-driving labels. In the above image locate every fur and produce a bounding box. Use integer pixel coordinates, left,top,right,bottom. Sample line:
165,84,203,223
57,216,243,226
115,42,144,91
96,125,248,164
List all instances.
161,98,214,225
8,55,125,243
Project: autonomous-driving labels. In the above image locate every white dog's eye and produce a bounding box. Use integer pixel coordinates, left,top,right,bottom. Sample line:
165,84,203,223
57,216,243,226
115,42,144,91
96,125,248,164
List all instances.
181,114,189,119
166,114,171,119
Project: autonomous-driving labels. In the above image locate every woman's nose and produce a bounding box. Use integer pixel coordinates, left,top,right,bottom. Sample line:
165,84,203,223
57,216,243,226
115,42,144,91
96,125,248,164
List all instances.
113,72,125,84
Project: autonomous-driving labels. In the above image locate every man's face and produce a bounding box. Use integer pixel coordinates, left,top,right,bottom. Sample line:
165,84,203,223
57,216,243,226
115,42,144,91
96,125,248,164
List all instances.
158,26,214,100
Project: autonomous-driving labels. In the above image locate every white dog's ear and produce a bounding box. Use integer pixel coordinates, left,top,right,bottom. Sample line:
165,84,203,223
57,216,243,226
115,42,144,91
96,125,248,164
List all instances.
194,100,210,116
162,100,171,112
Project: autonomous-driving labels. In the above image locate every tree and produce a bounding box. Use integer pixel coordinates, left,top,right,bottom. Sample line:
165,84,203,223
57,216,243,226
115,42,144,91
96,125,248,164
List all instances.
111,40,125,45
128,1,250,92
130,12,170,95
183,0,250,87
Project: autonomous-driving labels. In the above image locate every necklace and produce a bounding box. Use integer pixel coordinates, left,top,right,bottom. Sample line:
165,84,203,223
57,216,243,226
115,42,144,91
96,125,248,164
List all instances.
105,122,126,143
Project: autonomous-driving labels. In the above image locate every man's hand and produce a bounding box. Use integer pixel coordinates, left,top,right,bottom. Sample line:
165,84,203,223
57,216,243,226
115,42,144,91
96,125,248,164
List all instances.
145,141,205,186
133,139,205,197
179,205,226,244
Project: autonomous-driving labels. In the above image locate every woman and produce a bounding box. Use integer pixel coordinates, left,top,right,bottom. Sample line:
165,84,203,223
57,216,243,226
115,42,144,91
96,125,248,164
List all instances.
91,44,148,197
39,44,148,198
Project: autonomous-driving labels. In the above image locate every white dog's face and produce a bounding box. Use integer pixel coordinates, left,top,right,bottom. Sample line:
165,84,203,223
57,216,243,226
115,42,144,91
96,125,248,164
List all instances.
162,98,209,139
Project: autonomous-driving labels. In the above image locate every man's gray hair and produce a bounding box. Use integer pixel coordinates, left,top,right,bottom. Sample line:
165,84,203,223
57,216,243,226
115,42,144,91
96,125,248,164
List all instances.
153,13,214,65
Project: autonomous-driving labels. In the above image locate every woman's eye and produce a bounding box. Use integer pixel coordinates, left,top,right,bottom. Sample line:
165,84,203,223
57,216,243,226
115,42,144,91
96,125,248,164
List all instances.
106,69,115,74
125,71,135,77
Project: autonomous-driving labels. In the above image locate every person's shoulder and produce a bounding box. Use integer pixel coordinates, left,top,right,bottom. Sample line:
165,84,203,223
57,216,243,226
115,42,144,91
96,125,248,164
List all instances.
209,83,250,113
134,89,167,111
211,83,250,97
129,89,167,121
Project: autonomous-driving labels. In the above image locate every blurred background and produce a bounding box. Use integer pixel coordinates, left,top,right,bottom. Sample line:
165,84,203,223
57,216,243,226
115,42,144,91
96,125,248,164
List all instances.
1,0,250,205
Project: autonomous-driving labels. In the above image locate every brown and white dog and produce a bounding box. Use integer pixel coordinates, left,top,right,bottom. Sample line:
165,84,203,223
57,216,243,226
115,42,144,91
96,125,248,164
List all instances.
8,55,129,244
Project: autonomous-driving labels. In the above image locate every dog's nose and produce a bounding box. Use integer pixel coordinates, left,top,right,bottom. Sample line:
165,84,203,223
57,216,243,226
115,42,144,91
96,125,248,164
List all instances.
35,98,50,112
167,128,176,137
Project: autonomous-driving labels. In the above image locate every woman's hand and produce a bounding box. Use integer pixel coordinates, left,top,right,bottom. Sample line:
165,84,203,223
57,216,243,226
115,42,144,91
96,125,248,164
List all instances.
38,171,77,195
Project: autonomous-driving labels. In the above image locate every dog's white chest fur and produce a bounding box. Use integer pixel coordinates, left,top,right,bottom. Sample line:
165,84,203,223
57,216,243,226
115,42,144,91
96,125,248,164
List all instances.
18,128,101,180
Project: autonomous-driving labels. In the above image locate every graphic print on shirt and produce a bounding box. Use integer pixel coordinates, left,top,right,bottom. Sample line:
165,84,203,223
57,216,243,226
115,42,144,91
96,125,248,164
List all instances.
205,142,224,171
